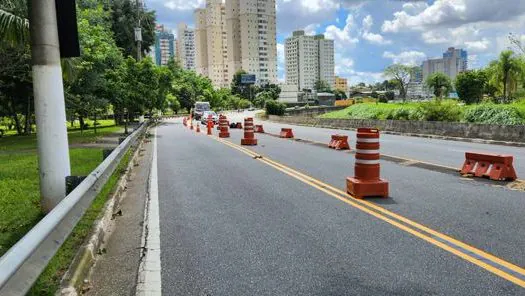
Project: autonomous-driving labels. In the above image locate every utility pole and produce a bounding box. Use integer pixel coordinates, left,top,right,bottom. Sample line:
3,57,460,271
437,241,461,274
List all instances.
30,0,71,212
135,0,142,61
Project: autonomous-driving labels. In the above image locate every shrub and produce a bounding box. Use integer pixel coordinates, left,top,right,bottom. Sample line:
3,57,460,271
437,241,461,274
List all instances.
378,94,388,103
386,108,413,120
416,100,462,122
463,104,524,125
385,91,395,101
265,100,286,116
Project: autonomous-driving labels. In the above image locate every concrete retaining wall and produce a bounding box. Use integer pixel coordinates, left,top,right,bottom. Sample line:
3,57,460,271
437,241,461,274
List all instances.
284,106,345,117
268,115,525,144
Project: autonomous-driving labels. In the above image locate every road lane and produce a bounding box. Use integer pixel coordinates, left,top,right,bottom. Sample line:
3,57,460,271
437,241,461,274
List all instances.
155,119,524,295
225,111,525,175
222,127,525,270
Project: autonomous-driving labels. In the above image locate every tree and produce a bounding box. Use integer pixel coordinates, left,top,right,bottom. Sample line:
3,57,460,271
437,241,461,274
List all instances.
385,91,395,101
487,50,524,102
425,72,452,99
231,70,254,100
333,89,347,100
455,70,488,104
0,0,29,46
384,64,418,100
314,80,332,92
109,0,156,58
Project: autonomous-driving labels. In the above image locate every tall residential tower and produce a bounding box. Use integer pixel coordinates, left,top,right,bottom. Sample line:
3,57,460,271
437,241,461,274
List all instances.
195,0,277,87
176,23,196,71
285,30,334,91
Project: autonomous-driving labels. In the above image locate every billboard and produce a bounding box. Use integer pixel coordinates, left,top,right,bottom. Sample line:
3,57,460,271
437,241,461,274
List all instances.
240,74,256,84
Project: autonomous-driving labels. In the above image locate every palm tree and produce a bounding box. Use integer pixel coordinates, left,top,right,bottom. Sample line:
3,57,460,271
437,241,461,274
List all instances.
488,50,524,102
425,72,452,99
0,0,29,46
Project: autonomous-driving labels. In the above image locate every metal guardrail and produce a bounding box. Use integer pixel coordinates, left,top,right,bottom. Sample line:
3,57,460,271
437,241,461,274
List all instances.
0,122,148,296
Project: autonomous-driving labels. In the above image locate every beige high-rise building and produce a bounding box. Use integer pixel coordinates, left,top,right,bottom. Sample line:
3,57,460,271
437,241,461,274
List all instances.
334,76,348,93
195,0,277,88
285,30,335,91
176,23,196,71
194,9,208,76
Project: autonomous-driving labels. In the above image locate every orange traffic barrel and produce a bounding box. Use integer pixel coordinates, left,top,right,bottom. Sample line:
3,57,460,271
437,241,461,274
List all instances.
219,115,230,138
241,117,257,145
207,115,213,135
279,128,294,138
254,124,265,133
346,128,388,199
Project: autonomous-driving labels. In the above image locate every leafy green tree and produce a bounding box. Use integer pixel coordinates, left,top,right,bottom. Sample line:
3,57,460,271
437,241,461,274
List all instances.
385,91,395,101
425,72,452,99
333,89,347,100
231,70,254,100
487,50,525,102
455,70,488,104
0,0,28,46
384,64,418,100
314,80,332,92
109,0,156,58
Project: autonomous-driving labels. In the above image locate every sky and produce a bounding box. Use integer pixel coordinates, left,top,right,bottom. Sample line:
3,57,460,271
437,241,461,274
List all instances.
144,0,525,85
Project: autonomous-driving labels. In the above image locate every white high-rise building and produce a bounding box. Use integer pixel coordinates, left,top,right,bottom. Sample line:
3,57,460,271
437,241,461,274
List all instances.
195,0,277,88
422,47,468,82
285,30,335,91
176,23,196,71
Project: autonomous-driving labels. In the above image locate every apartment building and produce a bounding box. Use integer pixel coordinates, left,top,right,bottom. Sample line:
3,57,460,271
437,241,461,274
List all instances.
176,23,196,71
422,47,468,81
154,25,175,66
334,76,348,93
285,30,335,91
195,0,277,88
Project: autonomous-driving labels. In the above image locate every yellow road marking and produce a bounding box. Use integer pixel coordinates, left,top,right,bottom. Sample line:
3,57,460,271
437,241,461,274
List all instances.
213,136,525,288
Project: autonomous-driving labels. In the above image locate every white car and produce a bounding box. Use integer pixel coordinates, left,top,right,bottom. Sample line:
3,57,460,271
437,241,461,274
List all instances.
200,111,219,125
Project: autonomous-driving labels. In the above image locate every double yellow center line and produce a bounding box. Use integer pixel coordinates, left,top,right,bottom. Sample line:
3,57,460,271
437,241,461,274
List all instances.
213,136,525,288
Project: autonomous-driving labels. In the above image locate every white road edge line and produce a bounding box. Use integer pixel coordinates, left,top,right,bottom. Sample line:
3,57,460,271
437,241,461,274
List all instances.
136,127,162,295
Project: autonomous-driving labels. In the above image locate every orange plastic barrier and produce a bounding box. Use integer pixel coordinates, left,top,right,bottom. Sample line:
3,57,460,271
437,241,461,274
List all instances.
241,117,257,146
195,123,200,133
346,128,389,199
460,152,517,181
235,122,243,129
328,134,350,150
218,115,230,138
254,124,265,133
279,128,294,138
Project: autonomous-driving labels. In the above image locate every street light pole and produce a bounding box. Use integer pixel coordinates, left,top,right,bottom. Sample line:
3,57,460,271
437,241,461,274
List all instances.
136,0,142,61
30,0,71,212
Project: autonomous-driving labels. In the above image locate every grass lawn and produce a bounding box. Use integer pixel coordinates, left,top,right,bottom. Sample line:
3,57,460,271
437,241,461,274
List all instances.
0,148,104,257
0,125,123,151
320,102,420,120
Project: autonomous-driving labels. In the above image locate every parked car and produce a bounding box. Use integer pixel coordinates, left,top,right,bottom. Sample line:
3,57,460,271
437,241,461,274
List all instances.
200,111,219,125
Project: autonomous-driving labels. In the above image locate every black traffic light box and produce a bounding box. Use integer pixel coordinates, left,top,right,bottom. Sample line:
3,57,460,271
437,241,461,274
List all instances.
55,0,80,58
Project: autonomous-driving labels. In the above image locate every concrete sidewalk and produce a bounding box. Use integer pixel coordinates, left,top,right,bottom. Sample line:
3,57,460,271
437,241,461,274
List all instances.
84,136,153,296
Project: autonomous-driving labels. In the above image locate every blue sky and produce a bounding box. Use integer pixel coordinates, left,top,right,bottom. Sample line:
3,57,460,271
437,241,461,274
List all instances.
145,0,525,85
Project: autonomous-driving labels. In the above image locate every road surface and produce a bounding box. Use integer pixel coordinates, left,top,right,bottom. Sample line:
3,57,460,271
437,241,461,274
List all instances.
150,116,525,295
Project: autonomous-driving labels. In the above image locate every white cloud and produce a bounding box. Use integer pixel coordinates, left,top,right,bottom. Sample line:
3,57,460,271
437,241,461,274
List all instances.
383,51,427,66
465,38,491,51
360,15,392,45
362,15,373,31
277,43,285,81
382,0,525,33
277,0,341,34
324,14,359,47
162,0,204,11
304,24,320,35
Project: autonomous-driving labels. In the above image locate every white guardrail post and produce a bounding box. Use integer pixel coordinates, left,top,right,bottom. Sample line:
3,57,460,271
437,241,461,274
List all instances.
0,122,149,295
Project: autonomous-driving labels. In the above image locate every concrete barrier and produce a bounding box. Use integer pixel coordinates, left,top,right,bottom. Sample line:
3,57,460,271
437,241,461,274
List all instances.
267,115,525,144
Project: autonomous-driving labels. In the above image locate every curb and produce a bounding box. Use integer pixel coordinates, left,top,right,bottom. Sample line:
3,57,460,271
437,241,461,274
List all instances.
58,133,146,296
264,119,525,148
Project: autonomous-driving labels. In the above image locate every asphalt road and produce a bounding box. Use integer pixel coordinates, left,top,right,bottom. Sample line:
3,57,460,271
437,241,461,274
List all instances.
154,118,525,295
225,111,525,175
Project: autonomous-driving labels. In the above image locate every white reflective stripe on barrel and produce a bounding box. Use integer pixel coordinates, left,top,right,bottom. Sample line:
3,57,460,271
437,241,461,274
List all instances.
357,138,379,143
355,149,380,154
355,159,380,165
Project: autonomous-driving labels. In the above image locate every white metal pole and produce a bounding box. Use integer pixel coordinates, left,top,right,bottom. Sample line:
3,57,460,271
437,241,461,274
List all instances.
30,0,71,212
